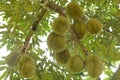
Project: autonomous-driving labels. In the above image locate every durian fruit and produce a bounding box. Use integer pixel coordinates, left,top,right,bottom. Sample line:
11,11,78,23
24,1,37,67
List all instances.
5,52,19,66
54,49,70,64
112,66,120,80
67,55,84,73
72,20,87,40
86,54,103,78
47,32,66,53
66,2,83,20
52,16,70,35
18,54,36,78
86,18,103,34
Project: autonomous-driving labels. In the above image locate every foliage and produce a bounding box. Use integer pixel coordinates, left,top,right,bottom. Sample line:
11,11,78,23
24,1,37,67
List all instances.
0,0,120,80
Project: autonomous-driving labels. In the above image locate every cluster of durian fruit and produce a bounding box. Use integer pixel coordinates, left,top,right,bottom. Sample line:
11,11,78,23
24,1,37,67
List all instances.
5,52,36,79
47,1,104,78
47,15,70,64
66,2,103,40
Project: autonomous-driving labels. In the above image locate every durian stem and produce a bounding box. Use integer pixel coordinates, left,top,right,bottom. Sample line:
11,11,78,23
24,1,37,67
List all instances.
70,27,89,56
21,9,47,53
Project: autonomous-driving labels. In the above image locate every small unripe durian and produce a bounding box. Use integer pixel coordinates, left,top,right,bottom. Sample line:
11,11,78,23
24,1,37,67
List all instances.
18,54,36,78
5,52,19,66
66,2,83,20
72,20,87,40
55,49,70,64
47,32,66,53
52,16,70,35
86,54,103,77
67,55,84,73
86,19,103,34
20,62,36,78
112,66,120,80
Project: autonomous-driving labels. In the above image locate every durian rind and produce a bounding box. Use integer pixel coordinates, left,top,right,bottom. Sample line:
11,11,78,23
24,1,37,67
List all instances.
52,16,70,35
72,20,87,40
66,2,83,20
55,49,70,64
18,54,36,78
67,55,84,73
86,54,103,77
5,52,19,66
20,62,36,78
86,19,102,34
47,32,66,53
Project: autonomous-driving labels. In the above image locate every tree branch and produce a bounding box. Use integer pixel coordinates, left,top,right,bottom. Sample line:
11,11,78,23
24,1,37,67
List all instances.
46,1,65,16
21,9,47,53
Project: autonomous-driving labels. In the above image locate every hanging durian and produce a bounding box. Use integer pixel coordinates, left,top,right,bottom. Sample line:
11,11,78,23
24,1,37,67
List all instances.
5,52,19,66
72,20,87,40
67,55,84,73
47,32,66,53
86,18,103,34
55,49,70,64
18,54,36,78
52,16,70,35
66,2,83,20
86,54,103,78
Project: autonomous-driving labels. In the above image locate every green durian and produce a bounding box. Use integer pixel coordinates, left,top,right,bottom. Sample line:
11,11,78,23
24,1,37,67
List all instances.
72,20,87,40
18,54,36,78
66,2,83,20
86,54,103,77
86,18,103,34
52,16,70,35
55,49,70,64
67,55,84,73
47,32,66,53
5,52,19,66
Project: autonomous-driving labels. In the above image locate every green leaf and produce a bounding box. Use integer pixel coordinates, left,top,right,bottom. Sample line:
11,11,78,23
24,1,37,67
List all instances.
0,69,9,79
0,60,6,65
0,66,7,71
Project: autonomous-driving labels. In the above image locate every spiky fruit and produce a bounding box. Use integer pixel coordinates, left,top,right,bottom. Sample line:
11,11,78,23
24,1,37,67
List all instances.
66,2,83,20
86,19,103,34
5,52,19,66
18,54,36,78
47,32,66,53
55,49,70,64
86,54,103,77
67,55,84,73
112,66,120,80
72,20,87,40
52,16,70,35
